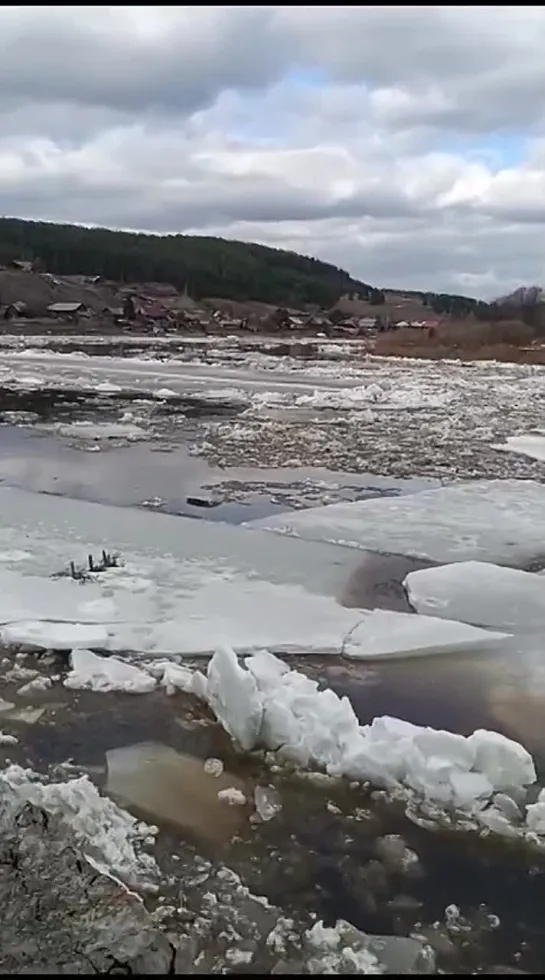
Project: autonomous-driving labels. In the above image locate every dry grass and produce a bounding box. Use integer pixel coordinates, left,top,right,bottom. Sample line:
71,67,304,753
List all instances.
372,320,545,364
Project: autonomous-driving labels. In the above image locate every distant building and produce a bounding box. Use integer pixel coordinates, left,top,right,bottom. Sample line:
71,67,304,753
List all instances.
47,302,87,321
10,259,33,273
3,301,28,320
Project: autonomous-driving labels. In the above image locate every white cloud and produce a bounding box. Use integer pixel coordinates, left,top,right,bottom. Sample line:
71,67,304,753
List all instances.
0,5,544,297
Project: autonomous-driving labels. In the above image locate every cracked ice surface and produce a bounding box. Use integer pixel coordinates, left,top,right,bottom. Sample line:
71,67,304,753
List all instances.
0,486,504,659
248,479,545,566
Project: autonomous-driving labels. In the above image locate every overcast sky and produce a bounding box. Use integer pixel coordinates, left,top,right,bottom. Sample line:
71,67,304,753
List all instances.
0,6,544,298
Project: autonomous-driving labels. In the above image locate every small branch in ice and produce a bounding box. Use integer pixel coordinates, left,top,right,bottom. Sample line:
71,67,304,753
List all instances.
52,550,121,583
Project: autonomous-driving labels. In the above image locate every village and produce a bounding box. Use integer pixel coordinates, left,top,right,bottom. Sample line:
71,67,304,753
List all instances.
0,258,442,337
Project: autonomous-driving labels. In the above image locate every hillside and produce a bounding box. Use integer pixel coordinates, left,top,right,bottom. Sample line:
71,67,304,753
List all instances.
0,218,373,308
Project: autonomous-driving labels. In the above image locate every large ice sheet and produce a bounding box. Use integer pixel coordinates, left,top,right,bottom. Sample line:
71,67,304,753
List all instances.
0,485,363,596
247,480,545,565
0,566,504,658
0,486,506,658
405,561,545,632
200,648,538,817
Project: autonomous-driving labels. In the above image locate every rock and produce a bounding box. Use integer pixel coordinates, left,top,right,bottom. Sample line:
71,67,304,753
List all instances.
0,804,174,974
186,495,220,509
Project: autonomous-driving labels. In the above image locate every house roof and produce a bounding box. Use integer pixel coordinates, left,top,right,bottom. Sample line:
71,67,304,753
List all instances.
47,302,85,313
11,259,33,271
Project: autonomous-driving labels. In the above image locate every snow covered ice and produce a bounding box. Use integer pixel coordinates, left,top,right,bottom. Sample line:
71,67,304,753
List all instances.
248,479,545,566
405,561,545,632
0,486,506,658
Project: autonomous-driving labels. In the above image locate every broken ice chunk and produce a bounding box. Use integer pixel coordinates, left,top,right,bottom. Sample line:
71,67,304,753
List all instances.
64,650,156,694
217,787,247,806
203,758,224,778
254,785,282,822
206,646,263,751
467,729,536,792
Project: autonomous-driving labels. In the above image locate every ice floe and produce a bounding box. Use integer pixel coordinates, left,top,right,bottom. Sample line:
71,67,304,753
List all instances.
343,608,506,659
198,647,539,824
405,560,545,632
247,479,545,565
493,434,545,463
64,649,157,694
1,620,110,651
53,420,148,442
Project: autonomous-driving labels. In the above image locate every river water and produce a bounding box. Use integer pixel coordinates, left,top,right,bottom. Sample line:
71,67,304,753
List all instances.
2,405,545,971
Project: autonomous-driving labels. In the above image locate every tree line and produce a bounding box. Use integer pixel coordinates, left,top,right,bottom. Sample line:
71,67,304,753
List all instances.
1,217,540,327
0,217,373,307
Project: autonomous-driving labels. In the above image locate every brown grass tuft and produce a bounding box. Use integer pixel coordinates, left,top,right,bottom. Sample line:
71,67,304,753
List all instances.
372,320,545,363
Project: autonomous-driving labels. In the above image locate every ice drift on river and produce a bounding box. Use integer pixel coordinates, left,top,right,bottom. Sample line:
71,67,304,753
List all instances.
0,486,506,658
405,561,545,632
201,647,538,815
247,479,545,565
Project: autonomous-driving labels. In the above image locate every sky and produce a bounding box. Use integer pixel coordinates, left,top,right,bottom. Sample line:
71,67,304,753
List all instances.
0,6,544,299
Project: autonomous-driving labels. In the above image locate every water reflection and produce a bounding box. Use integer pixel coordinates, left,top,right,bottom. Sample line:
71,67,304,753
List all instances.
0,423,437,523
323,636,545,776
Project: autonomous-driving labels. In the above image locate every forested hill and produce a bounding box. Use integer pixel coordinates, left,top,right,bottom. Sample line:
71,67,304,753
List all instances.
0,218,372,306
